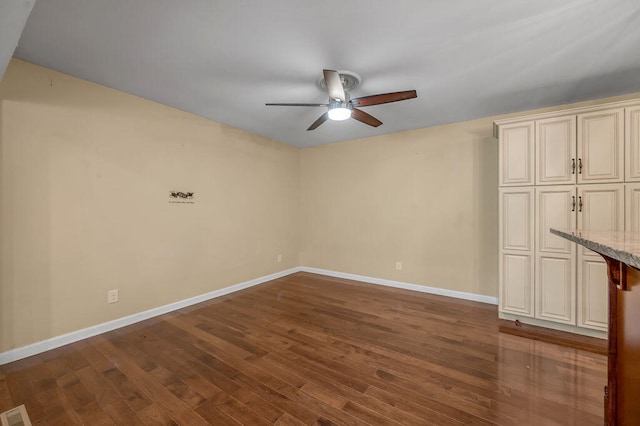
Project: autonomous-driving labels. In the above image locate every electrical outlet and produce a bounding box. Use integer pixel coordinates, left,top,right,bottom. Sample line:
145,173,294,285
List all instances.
277,254,282,263
395,261,402,271
107,289,119,304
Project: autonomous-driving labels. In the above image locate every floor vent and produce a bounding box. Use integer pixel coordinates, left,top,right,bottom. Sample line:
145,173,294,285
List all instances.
0,405,32,426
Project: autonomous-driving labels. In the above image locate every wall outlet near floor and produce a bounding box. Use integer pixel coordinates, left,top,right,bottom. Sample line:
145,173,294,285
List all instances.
277,254,282,263
395,261,402,270
107,289,119,304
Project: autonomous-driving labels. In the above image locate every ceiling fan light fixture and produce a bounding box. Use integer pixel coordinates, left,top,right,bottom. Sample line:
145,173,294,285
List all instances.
266,69,417,130
328,99,352,121
328,107,351,121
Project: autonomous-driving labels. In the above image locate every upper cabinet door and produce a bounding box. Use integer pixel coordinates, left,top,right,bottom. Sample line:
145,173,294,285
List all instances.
577,109,624,184
625,105,640,182
499,122,534,186
536,115,577,185
577,183,625,256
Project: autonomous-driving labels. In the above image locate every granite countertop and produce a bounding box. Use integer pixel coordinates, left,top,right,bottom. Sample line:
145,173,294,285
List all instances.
550,228,640,270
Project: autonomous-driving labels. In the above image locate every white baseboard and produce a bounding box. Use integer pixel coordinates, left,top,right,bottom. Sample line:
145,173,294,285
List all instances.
300,267,499,305
0,265,496,365
0,267,302,365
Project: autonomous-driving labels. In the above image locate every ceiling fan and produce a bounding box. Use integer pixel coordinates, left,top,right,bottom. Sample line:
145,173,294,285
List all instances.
266,69,417,131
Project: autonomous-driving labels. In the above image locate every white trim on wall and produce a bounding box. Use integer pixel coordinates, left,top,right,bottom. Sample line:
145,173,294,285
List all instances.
300,267,499,305
0,267,303,365
0,266,497,365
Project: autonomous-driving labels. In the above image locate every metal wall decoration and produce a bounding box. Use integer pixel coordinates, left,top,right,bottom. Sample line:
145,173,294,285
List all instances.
169,191,195,204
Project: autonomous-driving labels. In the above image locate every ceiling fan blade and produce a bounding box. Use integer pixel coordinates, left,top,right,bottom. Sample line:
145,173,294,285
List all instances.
265,103,329,107
307,112,329,131
350,90,417,107
323,69,345,102
351,108,382,127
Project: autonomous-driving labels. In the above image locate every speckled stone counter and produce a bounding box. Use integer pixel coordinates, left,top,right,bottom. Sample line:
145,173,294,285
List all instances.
550,228,640,270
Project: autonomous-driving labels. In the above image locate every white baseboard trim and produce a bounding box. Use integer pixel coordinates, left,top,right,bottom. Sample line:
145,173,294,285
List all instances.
0,267,302,365
300,267,499,305
1,265,496,365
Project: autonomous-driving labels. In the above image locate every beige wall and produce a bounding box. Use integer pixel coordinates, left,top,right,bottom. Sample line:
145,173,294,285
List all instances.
2,58,639,354
0,60,300,352
300,92,640,298
300,119,499,297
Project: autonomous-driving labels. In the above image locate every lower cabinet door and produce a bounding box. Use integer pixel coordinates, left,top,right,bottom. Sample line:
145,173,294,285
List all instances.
500,188,535,317
535,255,575,324
535,186,576,325
577,255,609,331
500,253,534,317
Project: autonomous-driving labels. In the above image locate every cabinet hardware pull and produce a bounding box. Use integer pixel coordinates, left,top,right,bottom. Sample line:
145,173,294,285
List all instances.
572,196,576,212
578,158,583,174
578,196,583,212
572,158,576,174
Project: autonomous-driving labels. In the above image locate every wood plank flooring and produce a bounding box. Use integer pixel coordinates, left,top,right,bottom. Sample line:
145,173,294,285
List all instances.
0,272,607,425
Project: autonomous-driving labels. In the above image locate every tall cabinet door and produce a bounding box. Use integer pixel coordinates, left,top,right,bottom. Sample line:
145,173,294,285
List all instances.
626,105,640,182
535,186,576,324
499,188,535,317
577,109,624,184
499,122,534,186
536,116,577,185
576,184,624,331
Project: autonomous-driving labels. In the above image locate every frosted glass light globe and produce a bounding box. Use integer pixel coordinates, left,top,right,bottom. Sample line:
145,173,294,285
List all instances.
328,107,351,121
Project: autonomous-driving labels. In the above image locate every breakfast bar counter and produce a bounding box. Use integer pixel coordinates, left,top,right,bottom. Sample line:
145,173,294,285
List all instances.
551,228,640,426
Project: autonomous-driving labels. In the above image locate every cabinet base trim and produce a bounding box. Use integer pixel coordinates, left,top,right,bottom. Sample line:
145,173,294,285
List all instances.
499,319,607,355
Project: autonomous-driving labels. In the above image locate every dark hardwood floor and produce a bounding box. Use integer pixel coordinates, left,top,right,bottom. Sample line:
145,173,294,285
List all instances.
0,272,606,425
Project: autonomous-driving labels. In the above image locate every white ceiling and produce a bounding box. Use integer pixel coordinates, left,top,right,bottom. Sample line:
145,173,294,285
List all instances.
0,0,35,81
9,0,640,147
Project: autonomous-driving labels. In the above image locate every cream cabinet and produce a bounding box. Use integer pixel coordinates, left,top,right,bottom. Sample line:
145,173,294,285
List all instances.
498,122,534,187
496,99,639,337
626,106,640,182
499,188,535,316
576,184,624,331
577,258,608,330
500,108,625,187
576,184,625,248
535,186,576,324
532,184,622,330
577,109,624,184
536,116,576,185
626,183,640,232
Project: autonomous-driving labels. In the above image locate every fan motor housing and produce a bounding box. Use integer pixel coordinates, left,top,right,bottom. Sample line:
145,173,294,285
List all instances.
318,70,361,92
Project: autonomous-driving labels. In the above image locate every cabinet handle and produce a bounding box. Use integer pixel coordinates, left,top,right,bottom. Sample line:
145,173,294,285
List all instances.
578,196,583,212
571,196,576,212
578,158,583,174
572,158,576,174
